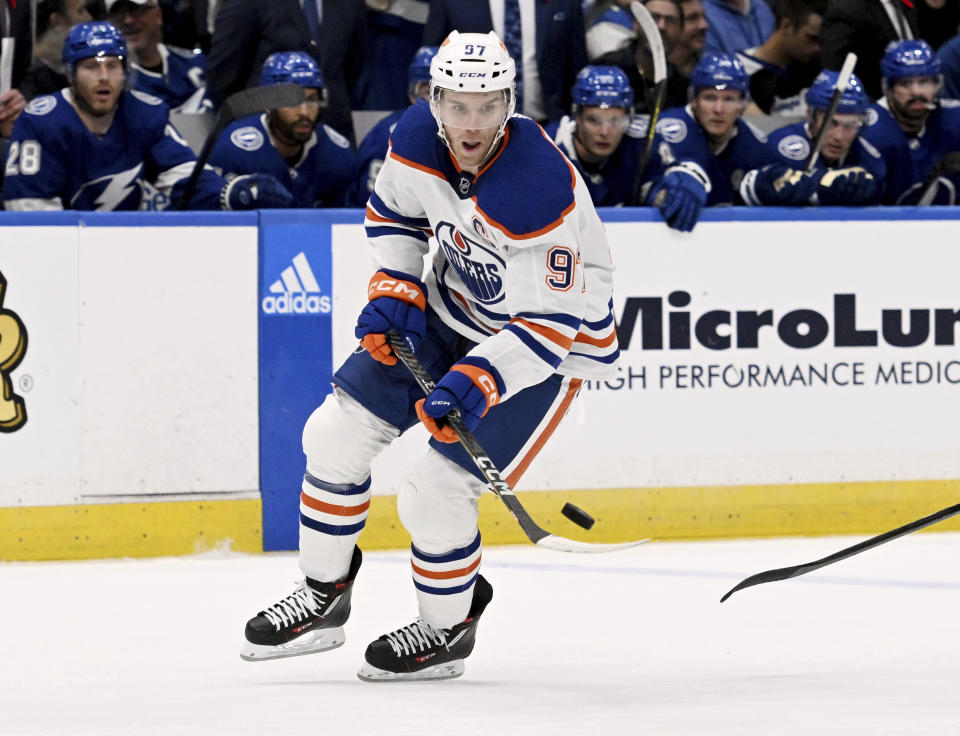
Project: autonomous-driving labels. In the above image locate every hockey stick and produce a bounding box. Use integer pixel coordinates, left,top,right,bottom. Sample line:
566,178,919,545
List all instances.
629,0,668,205
720,500,960,602
385,331,647,553
804,53,857,173
172,83,306,210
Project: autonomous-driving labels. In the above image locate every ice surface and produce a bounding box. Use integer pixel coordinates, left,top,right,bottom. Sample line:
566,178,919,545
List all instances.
4,534,960,735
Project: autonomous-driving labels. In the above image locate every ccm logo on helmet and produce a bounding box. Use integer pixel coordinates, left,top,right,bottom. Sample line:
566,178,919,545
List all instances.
459,72,487,78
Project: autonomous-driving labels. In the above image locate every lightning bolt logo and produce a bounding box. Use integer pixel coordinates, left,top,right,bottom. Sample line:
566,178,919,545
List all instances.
71,163,144,211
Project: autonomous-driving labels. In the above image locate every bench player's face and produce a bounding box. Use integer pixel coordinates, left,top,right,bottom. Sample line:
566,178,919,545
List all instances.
435,89,508,170
888,76,939,124
576,106,630,160
108,0,163,55
810,111,862,162
269,88,322,145
691,88,744,138
73,56,125,115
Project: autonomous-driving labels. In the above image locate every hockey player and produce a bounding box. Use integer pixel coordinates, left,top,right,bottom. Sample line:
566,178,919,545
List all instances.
346,45,438,207
545,65,644,207
241,31,620,681
2,22,292,211
106,0,212,113
640,52,778,231
739,70,885,207
860,40,960,205
209,52,355,208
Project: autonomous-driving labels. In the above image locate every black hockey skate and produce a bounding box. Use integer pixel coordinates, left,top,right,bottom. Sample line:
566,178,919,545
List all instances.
357,574,493,682
240,546,362,661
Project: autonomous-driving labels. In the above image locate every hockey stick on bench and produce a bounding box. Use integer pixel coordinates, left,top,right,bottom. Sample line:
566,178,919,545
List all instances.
386,330,647,554
720,500,960,602
173,83,307,210
629,0,668,205
804,52,857,173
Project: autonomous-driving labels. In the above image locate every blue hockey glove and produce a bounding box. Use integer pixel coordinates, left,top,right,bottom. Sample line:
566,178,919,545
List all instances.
648,165,709,232
415,357,506,443
815,167,877,206
221,174,294,210
743,164,817,205
355,269,427,365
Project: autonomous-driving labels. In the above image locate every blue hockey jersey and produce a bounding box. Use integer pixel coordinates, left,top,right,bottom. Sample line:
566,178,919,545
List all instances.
346,106,407,207
2,89,224,211
129,43,212,113
764,120,887,204
641,105,778,205
209,113,355,208
860,99,960,204
545,114,645,207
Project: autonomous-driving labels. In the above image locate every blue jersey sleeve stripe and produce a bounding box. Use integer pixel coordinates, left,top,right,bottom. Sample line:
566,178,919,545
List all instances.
364,224,430,243
503,324,564,368
368,191,431,229
514,311,584,330
568,348,621,364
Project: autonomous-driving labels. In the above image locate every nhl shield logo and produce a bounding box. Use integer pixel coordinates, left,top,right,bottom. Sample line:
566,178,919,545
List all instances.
458,176,471,195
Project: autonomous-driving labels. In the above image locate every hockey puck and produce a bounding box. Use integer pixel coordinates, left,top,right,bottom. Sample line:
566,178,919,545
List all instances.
561,503,595,530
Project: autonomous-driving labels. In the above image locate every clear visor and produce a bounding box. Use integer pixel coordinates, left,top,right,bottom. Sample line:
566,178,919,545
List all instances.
432,88,510,130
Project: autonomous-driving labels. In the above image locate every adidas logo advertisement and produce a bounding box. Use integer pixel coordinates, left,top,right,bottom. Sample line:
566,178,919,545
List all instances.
262,252,331,316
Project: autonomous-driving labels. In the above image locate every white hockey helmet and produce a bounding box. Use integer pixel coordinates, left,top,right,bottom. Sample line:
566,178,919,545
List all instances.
429,31,516,154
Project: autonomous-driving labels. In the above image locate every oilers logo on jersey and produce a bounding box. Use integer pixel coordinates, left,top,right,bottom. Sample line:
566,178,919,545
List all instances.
435,222,504,305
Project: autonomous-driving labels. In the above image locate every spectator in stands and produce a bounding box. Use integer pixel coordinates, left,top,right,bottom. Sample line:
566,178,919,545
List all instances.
938,33,960,99
18,0,93,102
352,0,429,111
638,53,778,231
736,0,825,119
2,22,293,211
107,0,212,112
209,51,353,208
545,65,645,206
861,40,960,204
422,0,586,124
584,0,636,61
669,0,709,76
702,0,774,56
740,70,886,207
591,0,690,111
347,45,436,207
206,0,366,143
819,0,919,99
0,0,31,137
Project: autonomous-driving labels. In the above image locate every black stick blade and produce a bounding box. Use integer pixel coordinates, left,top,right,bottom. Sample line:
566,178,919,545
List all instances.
221,83,306,121
720,500,960,603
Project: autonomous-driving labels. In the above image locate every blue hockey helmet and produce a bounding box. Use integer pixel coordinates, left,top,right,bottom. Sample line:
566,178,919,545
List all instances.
260,51,325,88
62,22,127,72
409,46,439,85
691,53,749,95
881,40,942,83
805,69,869,114
571,65,635,109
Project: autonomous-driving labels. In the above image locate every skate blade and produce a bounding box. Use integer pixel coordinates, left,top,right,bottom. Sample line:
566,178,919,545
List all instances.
356,660,465,682
240,627,345,662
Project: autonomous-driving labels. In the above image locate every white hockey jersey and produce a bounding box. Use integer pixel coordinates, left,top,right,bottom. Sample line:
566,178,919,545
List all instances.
364,102,620,398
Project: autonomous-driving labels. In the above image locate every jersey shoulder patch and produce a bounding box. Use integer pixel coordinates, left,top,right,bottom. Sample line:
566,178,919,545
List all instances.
230,125,264,151
131,89,164,106
475,117,575,239
24,95,57,116
863,106,880,127
322,124,351,149
777,133,809,161
656,115,688,143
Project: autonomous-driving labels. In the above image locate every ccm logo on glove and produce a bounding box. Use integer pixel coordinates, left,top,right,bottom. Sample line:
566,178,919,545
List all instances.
367,274,426,309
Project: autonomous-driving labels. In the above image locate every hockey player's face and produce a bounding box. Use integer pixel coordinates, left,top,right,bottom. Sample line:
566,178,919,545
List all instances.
691,89,744,139
73,57,125,115
811,111,862,162
435,90,508,171
888,77,939,123
269,88,322,145
576,107,630,162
